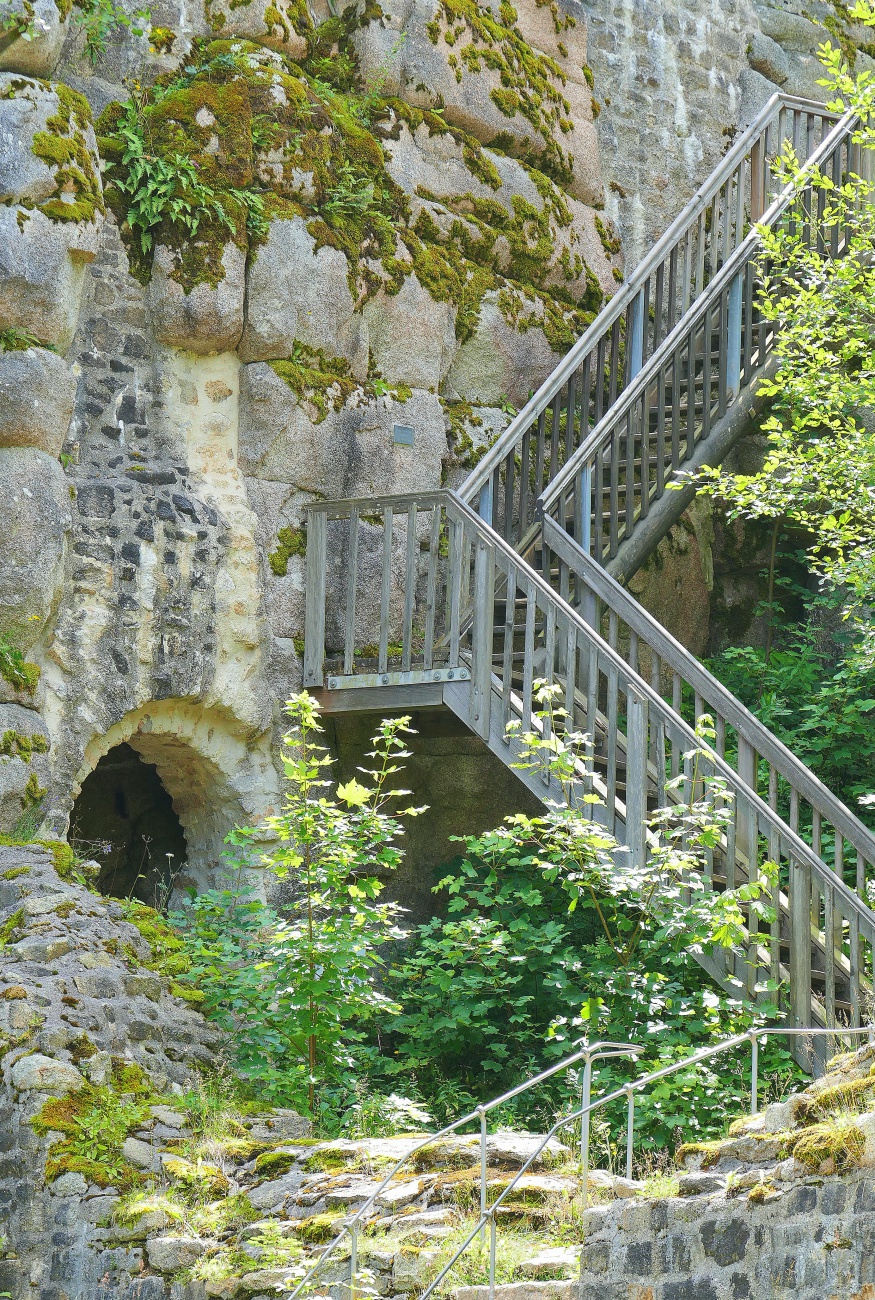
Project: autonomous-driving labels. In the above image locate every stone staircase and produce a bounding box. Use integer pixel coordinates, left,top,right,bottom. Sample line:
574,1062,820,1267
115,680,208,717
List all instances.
301,93,875,1054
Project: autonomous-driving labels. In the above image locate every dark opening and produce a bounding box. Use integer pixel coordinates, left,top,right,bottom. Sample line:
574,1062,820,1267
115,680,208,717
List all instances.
70,742,188,905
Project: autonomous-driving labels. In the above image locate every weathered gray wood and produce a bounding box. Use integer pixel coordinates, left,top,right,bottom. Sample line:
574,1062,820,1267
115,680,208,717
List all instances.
343,508,359,676
401,504,418,672
379,506,393,673
303,507,327,687
790,855,813,1028
625,690,648,868
423,505,441,670
470,537,495,740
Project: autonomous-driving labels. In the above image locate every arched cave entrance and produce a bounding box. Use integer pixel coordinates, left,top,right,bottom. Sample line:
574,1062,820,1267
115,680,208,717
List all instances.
70,742,188,905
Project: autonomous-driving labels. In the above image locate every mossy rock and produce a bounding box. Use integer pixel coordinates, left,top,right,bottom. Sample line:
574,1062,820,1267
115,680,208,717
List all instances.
291,1210,347,1243
783,1118,866,1173
96,28,603,341
29,81,105,225
254,1147,298,1177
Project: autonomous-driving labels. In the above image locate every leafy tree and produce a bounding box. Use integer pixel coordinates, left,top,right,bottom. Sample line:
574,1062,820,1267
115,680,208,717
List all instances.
173,693,416,1113
695,1,875,669
377,687,797,1145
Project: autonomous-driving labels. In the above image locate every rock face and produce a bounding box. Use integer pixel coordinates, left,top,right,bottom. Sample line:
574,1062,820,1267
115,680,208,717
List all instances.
585,0,875,264
0,0,623,899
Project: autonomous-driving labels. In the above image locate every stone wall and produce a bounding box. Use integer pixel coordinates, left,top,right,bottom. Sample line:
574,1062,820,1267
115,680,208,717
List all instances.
579,1173,875,1299
0,0,622,889
585,0,875,264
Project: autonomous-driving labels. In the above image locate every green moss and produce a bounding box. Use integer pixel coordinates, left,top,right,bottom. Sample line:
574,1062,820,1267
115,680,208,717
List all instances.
784,1117,866,1172
163,1154,230,1195
796,1072,875,1122
0,908,24,947
0,837,84,885
426,0,575,188
96,25,601,345
291,1210,347,1243
254,1147,298,1176
31,82,104,225
1,865,30,879
69,1032,98,1064
22,771,46,809
32,1069,152,1190
594,213,621,257
119,899,195,982
269,525,307,577
675,1140,724,1171
0,730,48,762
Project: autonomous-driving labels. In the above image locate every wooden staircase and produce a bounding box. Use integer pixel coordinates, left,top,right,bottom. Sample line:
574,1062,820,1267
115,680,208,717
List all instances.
301,94,875,1060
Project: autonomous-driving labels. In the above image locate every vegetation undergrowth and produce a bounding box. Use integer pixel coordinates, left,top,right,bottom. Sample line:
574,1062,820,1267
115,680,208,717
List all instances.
31,1059,153,1190
695,0,875,679
168,688,804,1157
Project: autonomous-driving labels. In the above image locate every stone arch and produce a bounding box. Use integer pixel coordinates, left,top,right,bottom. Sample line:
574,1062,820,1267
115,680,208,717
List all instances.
70,698,281,892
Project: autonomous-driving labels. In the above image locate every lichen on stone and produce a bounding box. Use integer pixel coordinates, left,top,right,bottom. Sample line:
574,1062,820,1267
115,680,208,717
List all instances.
95,23,605,344
30,80,105,225
425,0,576,188
268,523,306,576
0,729,49,761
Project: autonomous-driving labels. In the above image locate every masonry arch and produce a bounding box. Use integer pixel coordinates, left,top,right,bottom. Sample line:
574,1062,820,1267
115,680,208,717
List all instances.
69,699,281,898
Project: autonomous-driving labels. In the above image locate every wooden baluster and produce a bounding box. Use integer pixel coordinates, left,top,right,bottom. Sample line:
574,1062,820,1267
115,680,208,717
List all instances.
501,559,516,736
789,852,813,1030
535,409,547,495
626,689,648,868
519,426,531,534
653,261,665,352
446,515,462,668
303,508,328,687
401,504,418,671
606,662,619,828
378,506,393,673
671,346,681,470
422,505,441,670
522,582,536,731
769,828,781,994
850,909,861,1027
343,509,361,675
579,352,592,446
824,885,836,1025
609,419,621,558
594,443,605,561
470,535,495,740
609,317,622,404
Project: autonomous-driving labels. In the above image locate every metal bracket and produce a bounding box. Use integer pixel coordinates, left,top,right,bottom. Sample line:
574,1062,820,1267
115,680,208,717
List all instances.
325,666,469,690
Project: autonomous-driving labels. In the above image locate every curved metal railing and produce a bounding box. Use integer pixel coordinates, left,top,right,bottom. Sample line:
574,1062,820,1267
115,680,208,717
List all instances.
289,1025,873,1300
286,1041,643,1300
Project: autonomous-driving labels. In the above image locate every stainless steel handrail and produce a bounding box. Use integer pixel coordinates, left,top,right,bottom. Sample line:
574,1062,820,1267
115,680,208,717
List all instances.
417,1024,875,1300
536,105,857,517
459,94,840,504
320,1024,874,1300
285,1040,642,1300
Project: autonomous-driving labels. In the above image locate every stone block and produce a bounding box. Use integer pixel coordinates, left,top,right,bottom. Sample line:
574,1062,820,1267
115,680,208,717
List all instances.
10,1053,84,1093
748,30,791,86
0,447,71,649
148,242,246,355
122,1137,162,1172
0,345,75,451
147,1236,215,1272
0,0,68,75
239,215,368,373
